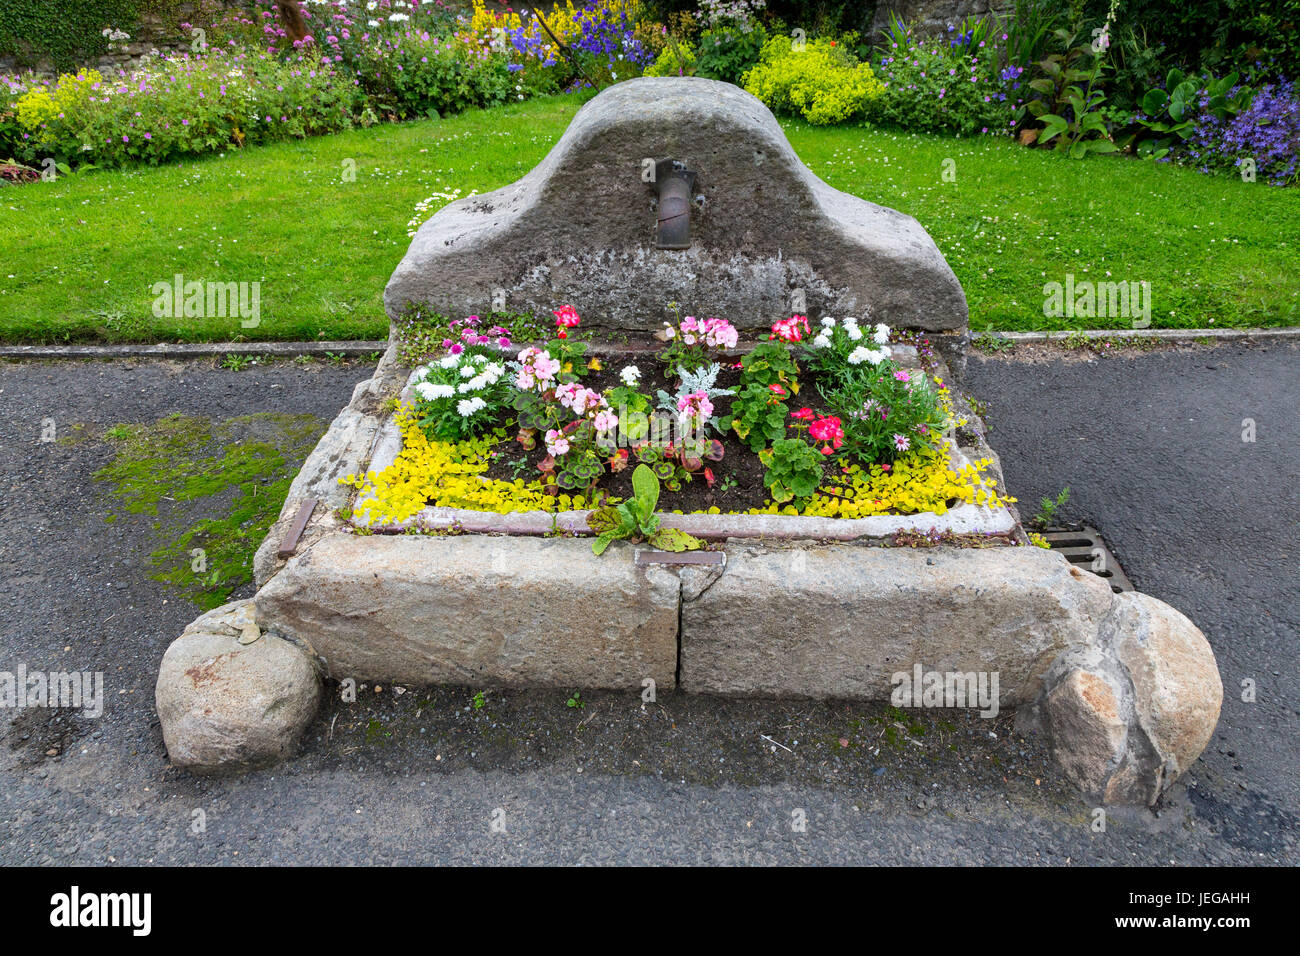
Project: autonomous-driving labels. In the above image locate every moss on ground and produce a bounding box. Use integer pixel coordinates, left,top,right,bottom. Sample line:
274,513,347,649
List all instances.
93,411,325,609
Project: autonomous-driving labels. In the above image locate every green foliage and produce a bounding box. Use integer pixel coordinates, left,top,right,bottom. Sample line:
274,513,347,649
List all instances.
0,0,138,72
643,40,697,77
1032,486,1071,528
822,362,948,466
739,341,801,394
868,15,1020,136
587,464,703,555
5,50,361,168
1024,27,1117,159
743,34,884,125
758,438,825,504
694,23,768,84
1128,68,1254,159
355,38,514,120
729,382,788,452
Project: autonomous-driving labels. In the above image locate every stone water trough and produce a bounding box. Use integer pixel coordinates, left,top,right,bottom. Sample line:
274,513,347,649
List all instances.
155,79,1222,805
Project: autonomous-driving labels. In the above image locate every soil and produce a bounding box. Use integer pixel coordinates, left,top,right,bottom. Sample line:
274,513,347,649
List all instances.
479,356,844,513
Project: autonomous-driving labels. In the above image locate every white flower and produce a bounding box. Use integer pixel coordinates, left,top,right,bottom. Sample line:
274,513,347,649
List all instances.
863,349,887,366
879,345,892,359
472,354,487,364
847,346,869,365
412,366,431,382
367,18,380,26
874,322,891,345
483,363,505,381
812,332,831,350
457,397,486,416
388,12,409,22
366,0,377,9
847,325,863,341
620,365,641,386
459,365,476,378
439,354,459,369
416,382,454,400
820,316,835,328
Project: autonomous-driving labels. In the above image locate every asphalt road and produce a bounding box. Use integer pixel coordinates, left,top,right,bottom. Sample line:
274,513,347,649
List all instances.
0,344,1295,866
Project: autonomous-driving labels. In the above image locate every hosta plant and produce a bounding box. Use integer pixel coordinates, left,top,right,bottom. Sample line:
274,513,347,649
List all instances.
587,465,703,555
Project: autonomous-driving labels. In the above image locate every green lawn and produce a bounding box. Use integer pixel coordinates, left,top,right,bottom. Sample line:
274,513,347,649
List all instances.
2,91,1297,342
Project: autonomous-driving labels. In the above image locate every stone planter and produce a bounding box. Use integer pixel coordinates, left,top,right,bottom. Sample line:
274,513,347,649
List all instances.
153,78,1222,805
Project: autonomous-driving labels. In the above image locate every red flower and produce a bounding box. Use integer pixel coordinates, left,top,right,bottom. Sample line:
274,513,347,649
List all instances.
808,414,844,453
768,383,787,397
553,304,581,329
791,407,814,421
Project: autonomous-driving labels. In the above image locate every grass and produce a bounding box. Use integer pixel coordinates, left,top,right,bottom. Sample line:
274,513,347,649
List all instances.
2,91,1298,342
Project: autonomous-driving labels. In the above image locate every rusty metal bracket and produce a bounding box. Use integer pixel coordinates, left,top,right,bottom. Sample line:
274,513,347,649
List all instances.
654,159,697,249
277,498,319,559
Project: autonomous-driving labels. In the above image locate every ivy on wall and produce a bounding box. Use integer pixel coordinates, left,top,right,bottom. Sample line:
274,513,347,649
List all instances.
0,0,210,71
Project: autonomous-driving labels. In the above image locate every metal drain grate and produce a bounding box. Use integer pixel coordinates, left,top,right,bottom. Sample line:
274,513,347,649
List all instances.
1040,525,1134,594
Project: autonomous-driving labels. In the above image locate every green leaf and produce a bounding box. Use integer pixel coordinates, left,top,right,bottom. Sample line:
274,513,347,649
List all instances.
587,507,620,535
1087,140,1119,154
591,531,618,556
647,527,703,553
631,463,659,514
769,479,794,503
1142,89,1169,115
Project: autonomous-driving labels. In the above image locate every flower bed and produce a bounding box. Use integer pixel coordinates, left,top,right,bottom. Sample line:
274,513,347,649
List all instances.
343,307,1014,551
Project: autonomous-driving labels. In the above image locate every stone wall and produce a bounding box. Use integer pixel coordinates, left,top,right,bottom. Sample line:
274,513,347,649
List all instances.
869,0,1014,41
0,2,219,78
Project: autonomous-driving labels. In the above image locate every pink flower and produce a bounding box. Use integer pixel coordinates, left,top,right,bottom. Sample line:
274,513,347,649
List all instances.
893,433,910,451
544,429,570,457
553,304,580,328
676,391,714,427
769,315,810,342
593,410,618,433
894,370,911,382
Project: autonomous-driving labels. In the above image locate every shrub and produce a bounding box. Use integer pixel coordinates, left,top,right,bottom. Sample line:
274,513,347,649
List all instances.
354,30,513,119
1184,77,1300,184
3,47,361,167
644,42,697,76
743,34,883,124
695,23,768,84
869,19,1023,136
823,363,948,466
